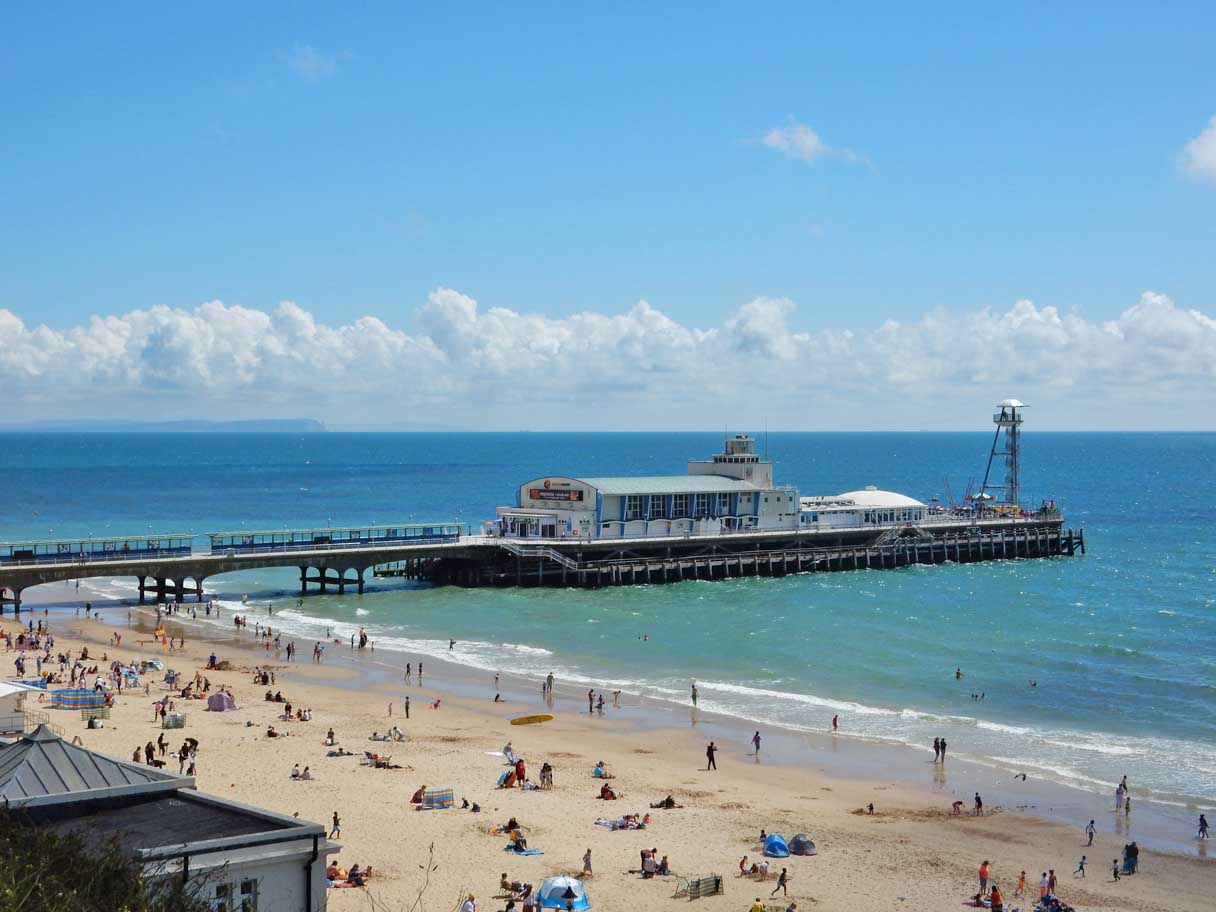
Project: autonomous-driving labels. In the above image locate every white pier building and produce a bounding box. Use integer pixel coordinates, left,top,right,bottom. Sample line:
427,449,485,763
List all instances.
496,435,801,539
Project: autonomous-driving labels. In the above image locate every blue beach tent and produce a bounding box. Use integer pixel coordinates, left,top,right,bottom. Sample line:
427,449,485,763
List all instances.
536,875,590,910
763,834,790,858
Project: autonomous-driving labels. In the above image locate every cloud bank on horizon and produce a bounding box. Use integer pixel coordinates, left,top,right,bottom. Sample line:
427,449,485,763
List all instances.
0,290,1211,431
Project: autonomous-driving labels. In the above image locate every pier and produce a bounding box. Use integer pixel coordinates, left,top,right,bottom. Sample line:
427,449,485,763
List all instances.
0,516,1082,611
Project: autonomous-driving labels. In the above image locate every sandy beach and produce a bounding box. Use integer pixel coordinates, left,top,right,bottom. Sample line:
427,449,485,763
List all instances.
4,590,1210,912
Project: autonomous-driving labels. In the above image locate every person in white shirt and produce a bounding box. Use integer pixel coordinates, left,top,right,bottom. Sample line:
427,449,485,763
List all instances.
459,893,476,912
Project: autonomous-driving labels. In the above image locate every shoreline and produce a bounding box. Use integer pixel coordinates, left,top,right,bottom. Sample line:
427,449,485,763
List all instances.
6,585,1211,912
18,579,1212,860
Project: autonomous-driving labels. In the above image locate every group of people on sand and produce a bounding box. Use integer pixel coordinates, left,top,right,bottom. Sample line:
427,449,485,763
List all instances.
326,860,374,887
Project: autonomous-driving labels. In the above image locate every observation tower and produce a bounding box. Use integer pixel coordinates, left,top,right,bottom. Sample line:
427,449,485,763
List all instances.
979,398,1024,507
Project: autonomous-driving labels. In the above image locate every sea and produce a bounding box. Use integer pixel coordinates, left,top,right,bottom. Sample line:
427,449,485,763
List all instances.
2,431,1213,826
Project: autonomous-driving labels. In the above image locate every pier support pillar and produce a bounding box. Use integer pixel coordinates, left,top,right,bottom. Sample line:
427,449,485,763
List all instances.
155,578,167,604
357,569,365,595
138,576,148,605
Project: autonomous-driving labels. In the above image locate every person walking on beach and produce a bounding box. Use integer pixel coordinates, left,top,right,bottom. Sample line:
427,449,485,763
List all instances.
1074,855,1086,877
1199,814,1209,839
706,741,717,770
406,662,412,682
582,848,592,876
978,860,989,894
933,737,940,762
1086,819,1096,845
752,731,762,755
1124,795,1131,816
329,812,341,838
545,672,554,695
1038,872,1049,900
1115,782,1125,811
831,714,838,733
771,867,790,897
1015,871,1026,897
974,792,983,816
691,683,698,706
404,696,410,719
939,738,947,761
1111,859,1120,882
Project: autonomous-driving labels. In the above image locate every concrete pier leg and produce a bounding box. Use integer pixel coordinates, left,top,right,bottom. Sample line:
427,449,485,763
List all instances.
155,578,167,604
357,569,365,595
300,566,308,595
138,576,147,605
194,578,206,602
173,580,185,604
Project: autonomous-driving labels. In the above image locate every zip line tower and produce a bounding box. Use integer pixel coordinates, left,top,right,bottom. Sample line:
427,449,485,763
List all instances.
979,399,1025,507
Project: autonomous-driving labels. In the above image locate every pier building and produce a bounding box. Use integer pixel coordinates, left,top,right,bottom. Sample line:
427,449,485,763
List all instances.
496,435,801,539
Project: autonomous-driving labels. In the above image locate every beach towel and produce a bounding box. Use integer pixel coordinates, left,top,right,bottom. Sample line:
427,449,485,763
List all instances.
505,846,544,855
421,787,454,809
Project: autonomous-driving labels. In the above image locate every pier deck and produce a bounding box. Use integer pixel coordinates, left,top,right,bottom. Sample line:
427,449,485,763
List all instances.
0,516,1082,610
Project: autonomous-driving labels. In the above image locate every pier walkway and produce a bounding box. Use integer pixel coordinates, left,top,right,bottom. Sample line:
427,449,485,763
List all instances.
0,516,1083,610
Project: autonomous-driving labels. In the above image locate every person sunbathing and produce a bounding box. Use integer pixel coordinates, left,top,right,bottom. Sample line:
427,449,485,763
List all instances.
500,873,525,895
411,785,427,803
370,731,391,741
503,817,521,833
650,795,680,809
657,855,671,875
599,783,618,800
291,764,301,779
301,766,314,780
266,725,283,738
326,862,341,880
509,830,528,852
390,726,404,741
593,762,614,779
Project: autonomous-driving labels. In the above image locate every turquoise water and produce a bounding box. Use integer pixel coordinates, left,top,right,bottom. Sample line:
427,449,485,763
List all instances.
2,431,1213,808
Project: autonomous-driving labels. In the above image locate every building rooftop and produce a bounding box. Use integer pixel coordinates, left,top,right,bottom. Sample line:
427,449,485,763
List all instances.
802,488,926,509
0,724,186,805
577,475,759,495
30,790,310,858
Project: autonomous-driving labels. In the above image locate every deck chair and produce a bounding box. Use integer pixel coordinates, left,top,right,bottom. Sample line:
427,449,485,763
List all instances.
672,876,690,898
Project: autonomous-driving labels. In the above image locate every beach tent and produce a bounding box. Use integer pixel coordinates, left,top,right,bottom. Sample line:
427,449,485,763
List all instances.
789,834,817,856
536,875,590,911
763,834,790,858
51,688,105,710
421,787,454,809
206,691,238,712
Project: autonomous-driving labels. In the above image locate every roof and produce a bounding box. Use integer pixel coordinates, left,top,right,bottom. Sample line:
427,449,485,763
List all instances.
0,725,186,805
576,475,758,495
0,681,42,698
32,790,309,857
835,488,926,508
802,487,926,509
998,398,1026,408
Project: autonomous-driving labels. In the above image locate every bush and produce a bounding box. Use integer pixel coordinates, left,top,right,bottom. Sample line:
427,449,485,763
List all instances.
0,808,213,912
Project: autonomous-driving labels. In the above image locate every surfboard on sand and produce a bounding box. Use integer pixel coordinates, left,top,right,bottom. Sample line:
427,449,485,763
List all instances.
510,713,554,726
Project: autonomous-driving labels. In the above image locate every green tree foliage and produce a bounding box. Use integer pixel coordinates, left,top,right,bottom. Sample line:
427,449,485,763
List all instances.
0,809,213,912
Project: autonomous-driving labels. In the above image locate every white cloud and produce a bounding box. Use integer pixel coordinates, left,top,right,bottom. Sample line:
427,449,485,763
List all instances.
1180,115,1216,183
0,290,1211,429
283,44,338,82
756,120,869,167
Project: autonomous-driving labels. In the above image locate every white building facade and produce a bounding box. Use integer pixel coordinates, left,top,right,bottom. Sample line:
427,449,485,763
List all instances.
496,435,801,540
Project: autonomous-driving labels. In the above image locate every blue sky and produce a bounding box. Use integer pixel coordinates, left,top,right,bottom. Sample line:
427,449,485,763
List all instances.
1,3,1213,428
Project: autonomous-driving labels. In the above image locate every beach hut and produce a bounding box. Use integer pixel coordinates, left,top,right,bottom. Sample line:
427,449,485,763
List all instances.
763,834,790,858
51,688,105,710
0,681,41,734
421,787,454,809
206,691,238,712
536,875,590,910
789,833,817,856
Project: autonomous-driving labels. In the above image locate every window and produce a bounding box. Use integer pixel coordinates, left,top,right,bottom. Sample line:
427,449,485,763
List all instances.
694,493,709,516
215,885,232,912
672,493,689,517
648,495,665,518
625,495,642,521
717,493,731,514
240,879,259,912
